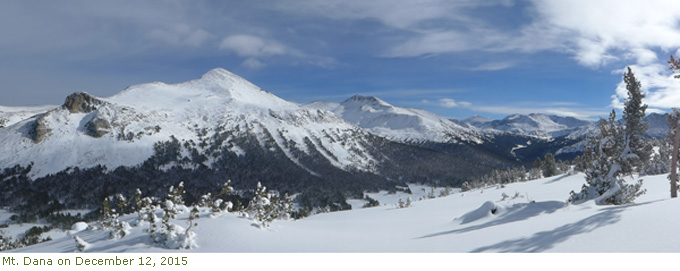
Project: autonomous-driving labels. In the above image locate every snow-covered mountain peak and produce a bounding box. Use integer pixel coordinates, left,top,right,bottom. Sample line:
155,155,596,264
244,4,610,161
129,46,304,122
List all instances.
107,68,296,111
0,68,382,178
342,95,392,108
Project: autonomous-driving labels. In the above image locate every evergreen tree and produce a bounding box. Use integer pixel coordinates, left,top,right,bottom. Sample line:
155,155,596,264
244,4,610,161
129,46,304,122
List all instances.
621,67,652,174
644,138,671,175
249,182,274,228
132,188,143,213
533,157,542,171
668,108,680,198
116,194,128,215
542,153,558,177
668,56,680,198
569,74,648,205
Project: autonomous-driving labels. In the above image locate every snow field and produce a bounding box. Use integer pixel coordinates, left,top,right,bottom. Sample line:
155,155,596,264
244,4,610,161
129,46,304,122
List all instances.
7,172,680,253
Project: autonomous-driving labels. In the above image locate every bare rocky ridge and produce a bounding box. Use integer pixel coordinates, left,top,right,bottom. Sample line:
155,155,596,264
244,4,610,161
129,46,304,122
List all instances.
62,92,103,114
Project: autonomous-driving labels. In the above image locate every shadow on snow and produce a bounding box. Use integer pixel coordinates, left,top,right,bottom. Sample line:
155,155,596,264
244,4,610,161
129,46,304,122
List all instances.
470,201,658,252
418,200,566,239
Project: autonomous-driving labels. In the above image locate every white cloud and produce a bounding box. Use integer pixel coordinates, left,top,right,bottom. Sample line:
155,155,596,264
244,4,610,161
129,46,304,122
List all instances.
439,98,461,108
611,64,680,109
220,34,289,58
270,0,513,30
468,61,515,71
431,97,472,109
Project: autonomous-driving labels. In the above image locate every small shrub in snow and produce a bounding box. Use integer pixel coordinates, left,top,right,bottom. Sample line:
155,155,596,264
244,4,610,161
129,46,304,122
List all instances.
501,193,509,201
246,182,295,227
74,236,89,252
439,187,452,197
148,183,199,249
0,231,12,251
100,196,131,239
198,193,212,208
397,197,412,208
427,187,436,199
362,195,380,208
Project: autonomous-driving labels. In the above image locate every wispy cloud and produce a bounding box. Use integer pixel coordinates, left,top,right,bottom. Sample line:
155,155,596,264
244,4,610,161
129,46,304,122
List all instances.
467,61,515,71
147,24,212,47
439,98,459,108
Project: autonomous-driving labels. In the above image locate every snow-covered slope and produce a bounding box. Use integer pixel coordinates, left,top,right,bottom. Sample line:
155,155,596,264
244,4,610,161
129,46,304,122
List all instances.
0,105,57,128
12,172,680,252
0,68,377,178
304,95,483,144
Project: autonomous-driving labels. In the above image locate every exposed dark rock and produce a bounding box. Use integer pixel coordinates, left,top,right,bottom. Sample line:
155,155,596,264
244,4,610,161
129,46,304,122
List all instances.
62,92,103,113
85,117,112,138
31,113,51,143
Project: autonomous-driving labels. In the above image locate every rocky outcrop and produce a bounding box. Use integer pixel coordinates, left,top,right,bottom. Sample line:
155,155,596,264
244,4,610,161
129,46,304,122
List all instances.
85,117,112,138
31,113,51,143
62,92,103,113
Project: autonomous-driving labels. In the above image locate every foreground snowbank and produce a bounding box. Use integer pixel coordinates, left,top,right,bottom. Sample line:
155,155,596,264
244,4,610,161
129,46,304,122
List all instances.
8,172,680,252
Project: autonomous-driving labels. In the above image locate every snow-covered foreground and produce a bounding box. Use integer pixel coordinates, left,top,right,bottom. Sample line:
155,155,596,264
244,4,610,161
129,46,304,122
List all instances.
9,172,680,253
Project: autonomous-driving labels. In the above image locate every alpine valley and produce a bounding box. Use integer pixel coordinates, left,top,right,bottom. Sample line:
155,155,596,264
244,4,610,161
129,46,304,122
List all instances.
0,68,670,221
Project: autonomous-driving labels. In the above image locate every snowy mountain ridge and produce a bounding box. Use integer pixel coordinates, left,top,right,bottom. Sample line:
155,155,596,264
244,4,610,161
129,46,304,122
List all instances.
454,113,597,139
303,95,484,144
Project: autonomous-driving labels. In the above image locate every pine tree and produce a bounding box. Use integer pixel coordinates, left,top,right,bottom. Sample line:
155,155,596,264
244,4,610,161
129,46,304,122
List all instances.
621,67,652,174
542,153,558,177
249,182,274,228
167,182,185,207
116,194,128,215
186,206,199,236
668,55,680,198
533,157,542,171
101,197,112,227
569,68,649,205
668,109,680,198
132,188,143,213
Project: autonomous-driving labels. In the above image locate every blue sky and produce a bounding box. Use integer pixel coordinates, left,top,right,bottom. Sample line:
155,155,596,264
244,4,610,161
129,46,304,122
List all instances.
2,0,680,120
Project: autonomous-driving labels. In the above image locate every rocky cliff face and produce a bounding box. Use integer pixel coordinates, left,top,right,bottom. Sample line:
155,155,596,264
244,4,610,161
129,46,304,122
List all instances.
62,92,103,113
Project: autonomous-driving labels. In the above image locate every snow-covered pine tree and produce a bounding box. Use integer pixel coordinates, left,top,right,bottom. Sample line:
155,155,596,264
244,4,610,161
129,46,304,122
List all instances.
533,157,542,171
249,182,274,228
542,153,558,177
644,137,671,175
132,188,143,213
186,206,199,234
220,180,234,196
569,67,649,205
101,197,113,228
74,236,89,252
167,182,186,207
116,194,128,215
621,67,652,174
